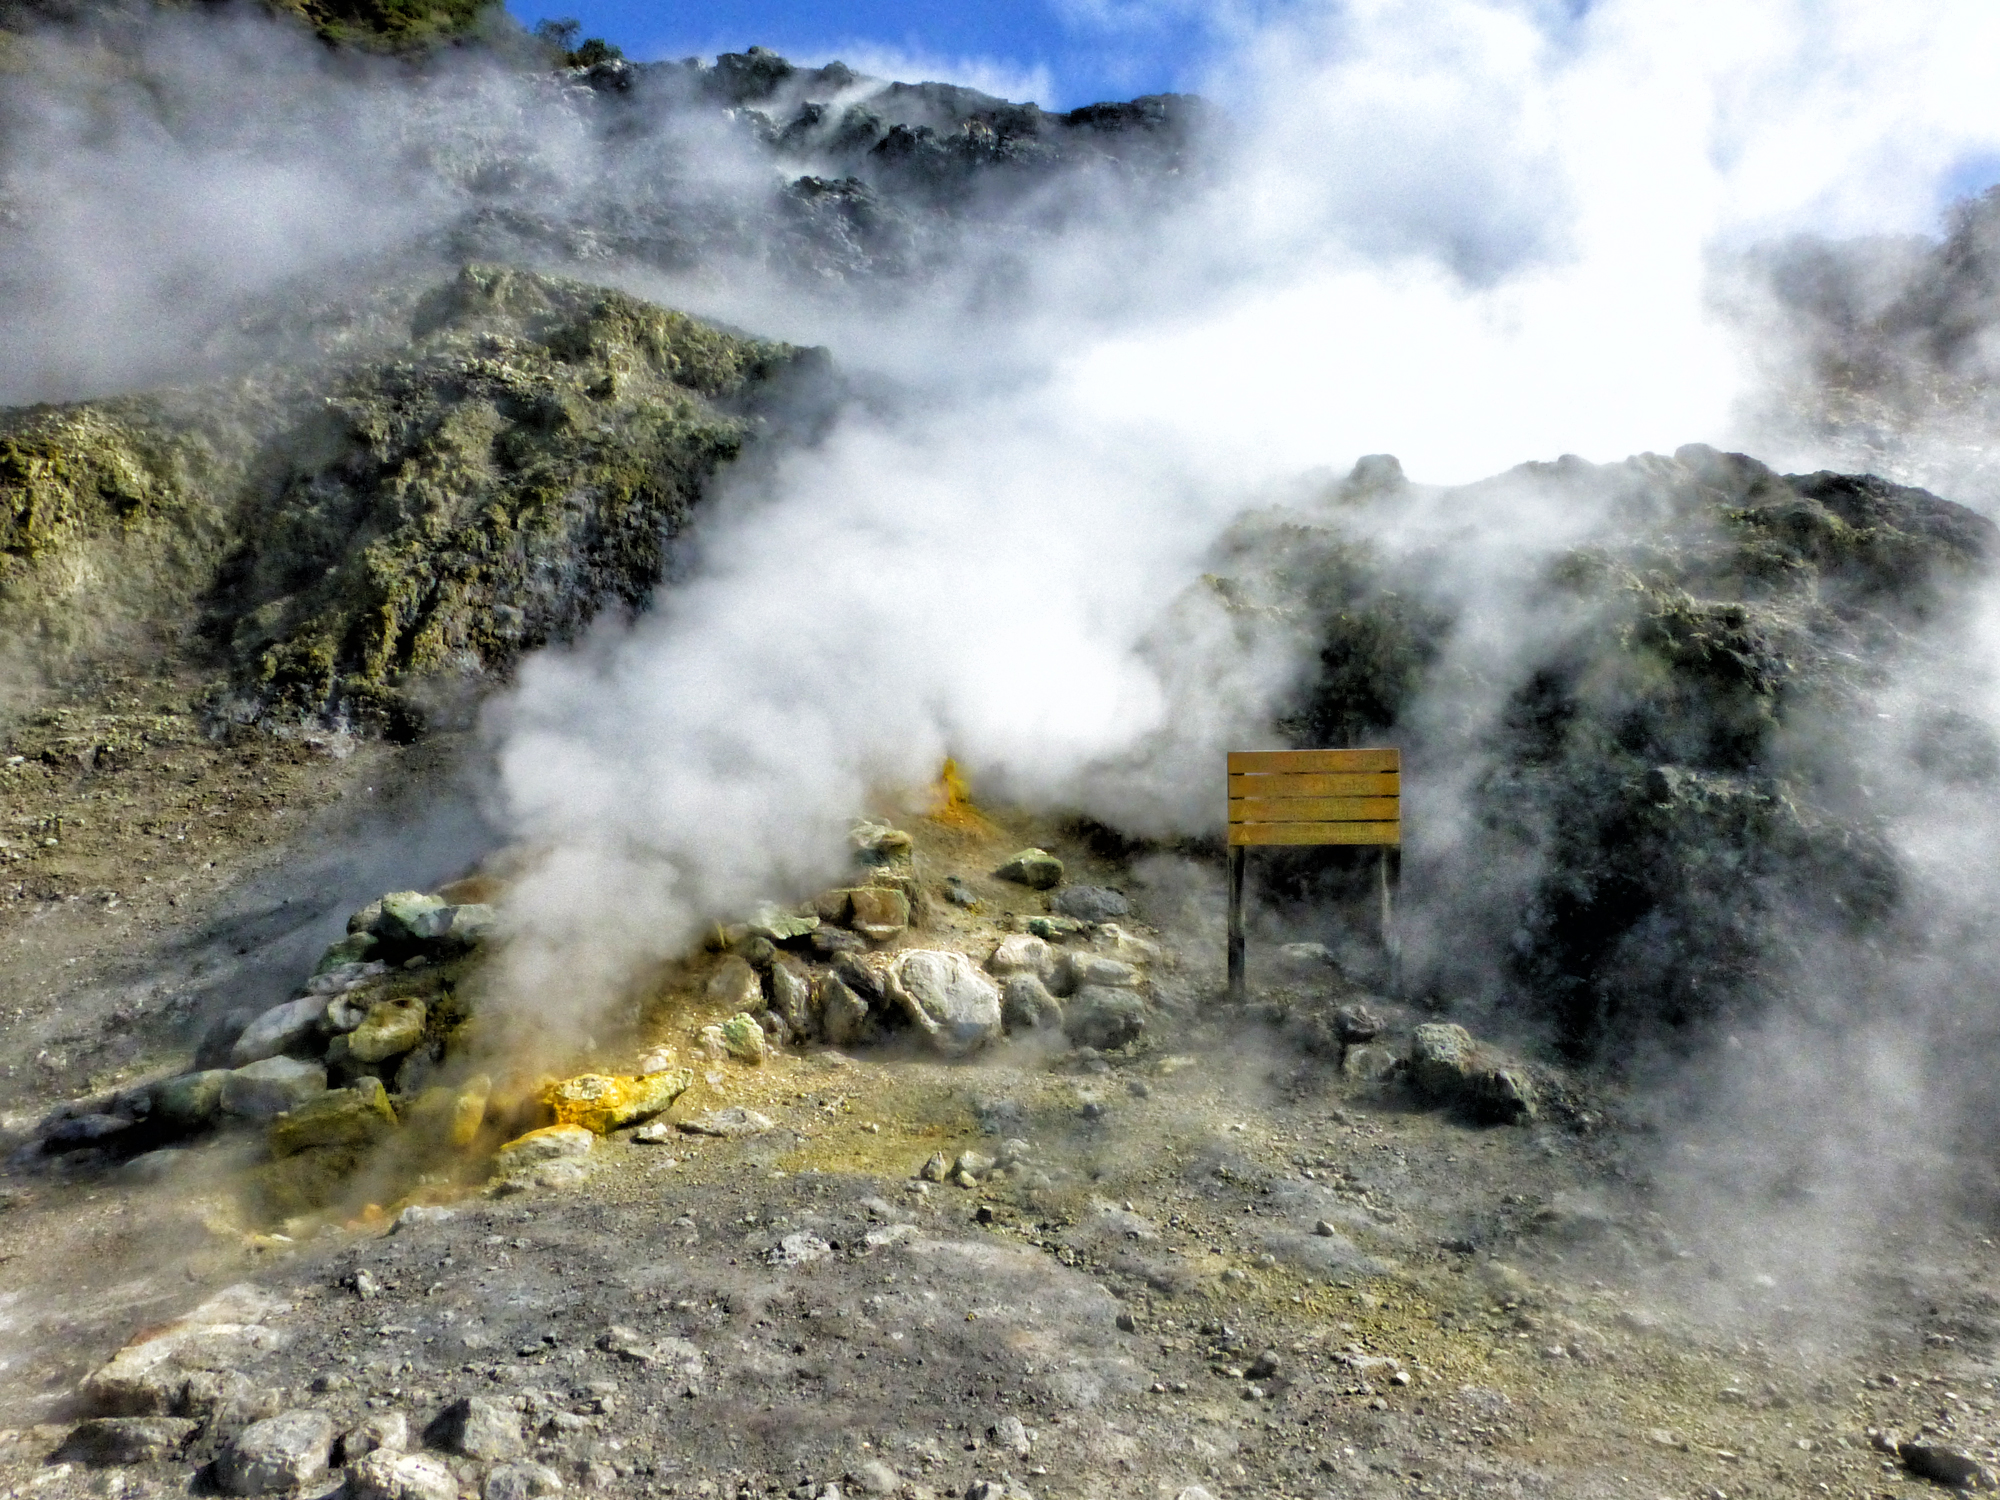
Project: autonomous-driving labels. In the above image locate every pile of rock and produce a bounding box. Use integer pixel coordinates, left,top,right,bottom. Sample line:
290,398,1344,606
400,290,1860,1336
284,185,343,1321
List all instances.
23,885,502,1171
698,830,1162,1060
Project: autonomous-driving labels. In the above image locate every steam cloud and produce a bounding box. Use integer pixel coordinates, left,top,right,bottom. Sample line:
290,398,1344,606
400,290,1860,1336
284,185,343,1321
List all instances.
9,0,2000,1314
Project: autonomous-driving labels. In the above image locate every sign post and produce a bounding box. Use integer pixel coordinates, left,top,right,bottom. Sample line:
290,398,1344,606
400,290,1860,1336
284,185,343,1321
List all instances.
1225,748,1401,1003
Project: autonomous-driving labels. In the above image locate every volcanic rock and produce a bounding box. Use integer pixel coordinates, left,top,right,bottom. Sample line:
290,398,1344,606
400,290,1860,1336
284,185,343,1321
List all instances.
484,1461,567,1499
1407,1024,1537,1124
221,1057,328,1119
1052,885,1131,923
988,933,1054,980
884,949,1003,1055
269,1077,397,1157
544,1070,692,1133
218,1409,336,1495
771,955,815,1036
493,1124,595,1178
995,848,1063,889
1060,953,1142,993
429,1395,525,1460
1000,973,1063,1034
677,1106,775,1138
1902,1443,1992,1488
1063,986,1147,1050
348,1449,459,1500
229,995,333,1067
707,955,763,1011
152,1070,230,1131
849,885,911,940
347,997,427,1064
816,972,873,1046
338,1411,409,1463
55,1416,199,1465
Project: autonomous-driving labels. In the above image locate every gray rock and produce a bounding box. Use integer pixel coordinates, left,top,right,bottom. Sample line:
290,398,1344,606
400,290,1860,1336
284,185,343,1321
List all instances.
1408,1023,1537,1123
1051,885,1130,923
677,1106,775,1138
942,876,979,908
195,1007,260,1070
230,996,333,1066
850,1459,901,1493
1063,986,1147,1050
337,1411,408,1463
1060,952,1141,992
1276,941,1333,972
994,848,1063,890
41,1112,136,1151
706,955,763,1012
56,1416,199,1465
885,950,1003,1056
347,1449,459,1500
1335,1003,1384,1042
219,1409,335,1495
306,960,390,997
485,1461,566,1500
1026,915,1085,942
220,1057,327,1119
815,973,872,1047
1000,974,1063,1034
987,934,1054,980
811,927,866,957
323,993,373,1031
429,1395,524,1460
849,886,911,941
989,1414,1032,1454
964,1482,1036,1500
1903,1444,1992,1489
771,956,815,1038
152,1070,230,1131
120,1148,190,1182
1341,1044,1400,1082
371,891,446,944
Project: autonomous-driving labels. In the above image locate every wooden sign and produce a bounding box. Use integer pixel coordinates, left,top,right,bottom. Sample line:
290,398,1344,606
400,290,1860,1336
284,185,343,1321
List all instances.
1226,748,1401,1001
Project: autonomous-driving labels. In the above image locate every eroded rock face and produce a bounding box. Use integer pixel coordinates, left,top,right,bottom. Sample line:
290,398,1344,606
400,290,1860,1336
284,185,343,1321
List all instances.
994,848,1063,890
1407,1024,1537,1124
219,1409,335,1495
885,950,1003,1056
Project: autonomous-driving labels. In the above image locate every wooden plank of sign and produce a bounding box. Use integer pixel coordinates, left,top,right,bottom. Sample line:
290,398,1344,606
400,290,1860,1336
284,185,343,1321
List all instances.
1226,748,1401,775
1228,821,1402,846
1227,772,1399,798
1227,796,1399,824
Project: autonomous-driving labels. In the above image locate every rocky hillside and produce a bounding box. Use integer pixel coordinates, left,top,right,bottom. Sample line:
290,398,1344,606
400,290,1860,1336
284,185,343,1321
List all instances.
1,264,815,737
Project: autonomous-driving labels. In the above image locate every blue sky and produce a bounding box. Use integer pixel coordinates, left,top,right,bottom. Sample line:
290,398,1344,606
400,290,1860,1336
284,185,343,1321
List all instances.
501,0,1227,109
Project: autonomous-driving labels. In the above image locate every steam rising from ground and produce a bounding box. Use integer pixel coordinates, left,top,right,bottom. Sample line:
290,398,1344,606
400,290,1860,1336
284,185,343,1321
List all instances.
11,0,2000,1316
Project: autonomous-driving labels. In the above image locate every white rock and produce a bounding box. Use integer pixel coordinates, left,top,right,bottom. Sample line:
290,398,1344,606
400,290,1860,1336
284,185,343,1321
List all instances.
987,934,1054,980
885,950,1003,1057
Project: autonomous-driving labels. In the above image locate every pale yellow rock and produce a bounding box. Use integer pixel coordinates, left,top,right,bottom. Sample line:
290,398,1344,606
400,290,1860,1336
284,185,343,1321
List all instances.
451,1075,492,1148
541,1069,693,1134
347,997,427,1064
718,1013,766,1064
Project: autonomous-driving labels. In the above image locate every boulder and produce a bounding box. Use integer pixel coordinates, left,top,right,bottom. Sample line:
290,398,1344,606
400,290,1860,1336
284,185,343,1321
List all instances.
770,955,815,1037
428,1395,524,1460
988,934,1054,980
1902,1444,1992,1489
493,1124,594,1178
1051,885,1131,923
484,1461,567,1500
706,955,763,1011
371,891,446,944
849,886,911,941
1000,974,1063,1034
229,995,332,1067
1063,986,1147,1050
312,933,378,974
348,1450,459,1500
676,1106,774,1138
80,1284,293,1416
1335,1003,1384,1042
221,1058,327,1120
347,997,427,1064
152,1070,229,1132
994,848,1063,890
55,1416,199,1465
884,950,1003,1056
1060,953,1141,993
1026,915,1085,942
812,926,866,957
1407,1023,1537,1123
712,1012,763,1062
1341,1044,1400,1082
543,1070,692,1134
815,972,872,1046
269,1078,397,1158
851,820,913,866
40,1112,137,1152
219,1409,335,1495
748,903,819,941
1091,924,1162,965
337,1411,409,1463
942,875,979,908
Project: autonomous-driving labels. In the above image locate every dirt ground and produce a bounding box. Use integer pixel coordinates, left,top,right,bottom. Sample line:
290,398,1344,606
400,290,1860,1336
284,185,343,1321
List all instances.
0,710,1996,1500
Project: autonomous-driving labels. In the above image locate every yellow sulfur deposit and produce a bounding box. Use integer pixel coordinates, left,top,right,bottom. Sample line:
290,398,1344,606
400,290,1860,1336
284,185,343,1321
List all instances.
542,1069,693,1135
451,1074,493,1148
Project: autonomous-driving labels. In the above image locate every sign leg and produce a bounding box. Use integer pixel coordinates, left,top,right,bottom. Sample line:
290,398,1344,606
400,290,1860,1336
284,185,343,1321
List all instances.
1227,845,1246,1004
1380,846,1401,997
